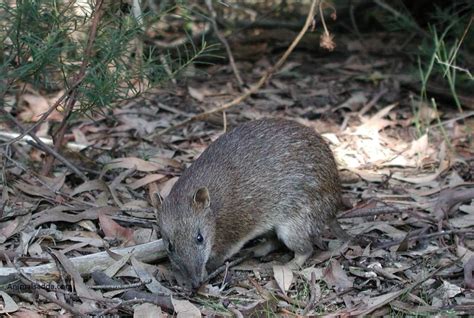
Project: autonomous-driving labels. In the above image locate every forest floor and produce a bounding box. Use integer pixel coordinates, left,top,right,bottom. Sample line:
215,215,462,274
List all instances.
2,29,474,317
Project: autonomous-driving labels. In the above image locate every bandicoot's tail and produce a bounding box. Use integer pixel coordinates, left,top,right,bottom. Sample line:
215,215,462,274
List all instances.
327,218,352,242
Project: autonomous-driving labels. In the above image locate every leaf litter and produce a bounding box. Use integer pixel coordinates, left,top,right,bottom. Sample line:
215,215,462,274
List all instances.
1,27,474,318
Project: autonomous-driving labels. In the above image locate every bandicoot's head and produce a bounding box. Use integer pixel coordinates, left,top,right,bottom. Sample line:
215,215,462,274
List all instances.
156,187,214,289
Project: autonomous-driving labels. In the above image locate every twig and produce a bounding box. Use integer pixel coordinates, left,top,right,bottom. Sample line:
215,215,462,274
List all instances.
157,0,321,136
121,290,174,310
0,108,88,181
145,23,212,49
319,1,330,36
160,54,176,85
302,271,320,315
277,291,306,308
373,0,429,38
444,15,472,78
91,279,151,290
429,111,474,129
338,205,403,219
205,0,244,88
310,288,353,310
318,1,337,51
359,87,388,116
204,253,250,283
13,259,89,318
157,102,191,116
108,168,136,208
350,256,461,316
349,1,361,40
42,0,105,176
376,229,474,250
96,298,156,316
228,307,244,318
219,261,230,291
339,205,436,225
0,75,86,148
0,146,8,218
433,187,474,221
0,130,87,151
29,282,89,317
99,291,174,315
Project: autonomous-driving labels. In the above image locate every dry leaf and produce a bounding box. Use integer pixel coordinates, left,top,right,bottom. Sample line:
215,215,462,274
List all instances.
352,222,407,240
18,93,63,122
0,219,20,242
49,250,101,311
450,212,474,228
299,266,324,282
464,256,474,289
337,92,367,111
362,291,401,313
133,303,165,318
407,134,429,157
131,257,171,295
440,280,462,297
104,157,165,172
393,141,449,184
71,180,108,196
418,101,439,124
72,127,90,146
99,212,135,245
171,299,201,318
10,309,43,318
32,206,119,228
323,259,353,292
0,291,19,314
347,168,386,183
273,264,293,293
158,177,179,198
128,174,166,190
14,181,54,198
38,174,66,192
188,86,205,102
355,103,397,135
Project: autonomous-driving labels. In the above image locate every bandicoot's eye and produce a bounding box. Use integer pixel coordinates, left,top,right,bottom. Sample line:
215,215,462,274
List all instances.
167,241,174,253
196,232,204,244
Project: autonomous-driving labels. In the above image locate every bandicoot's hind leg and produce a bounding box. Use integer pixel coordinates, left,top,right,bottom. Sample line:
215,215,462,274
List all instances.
287,251,312,270
251,237,282,258
276,224,314,269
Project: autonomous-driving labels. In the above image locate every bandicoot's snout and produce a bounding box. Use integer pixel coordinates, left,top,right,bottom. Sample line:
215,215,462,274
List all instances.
179,261,206,291
191,277,202,290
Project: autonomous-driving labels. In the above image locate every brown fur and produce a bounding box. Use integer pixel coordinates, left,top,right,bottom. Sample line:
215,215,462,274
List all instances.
156,118,349,289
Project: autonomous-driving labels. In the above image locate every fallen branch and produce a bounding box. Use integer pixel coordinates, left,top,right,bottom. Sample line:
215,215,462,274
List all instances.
0,239,166,284
157,0,321,136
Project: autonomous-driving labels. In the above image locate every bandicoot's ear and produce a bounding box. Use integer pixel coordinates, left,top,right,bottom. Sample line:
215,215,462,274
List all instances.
193,187,210,210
